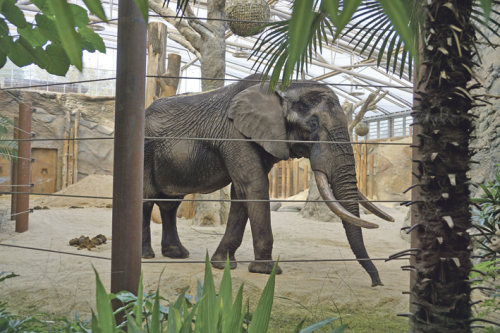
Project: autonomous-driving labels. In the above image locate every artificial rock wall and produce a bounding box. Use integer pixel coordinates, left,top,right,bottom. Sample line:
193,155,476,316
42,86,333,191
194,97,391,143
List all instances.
0,90,115,191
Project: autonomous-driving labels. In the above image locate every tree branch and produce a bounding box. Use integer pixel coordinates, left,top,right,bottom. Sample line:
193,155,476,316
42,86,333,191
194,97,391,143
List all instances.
168,32,202,59
348,88,388,133
148,0,202,50
183,3,218,37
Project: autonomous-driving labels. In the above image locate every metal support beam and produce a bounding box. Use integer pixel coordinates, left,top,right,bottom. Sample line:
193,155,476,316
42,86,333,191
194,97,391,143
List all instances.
16,103,31,233
111,0,147,317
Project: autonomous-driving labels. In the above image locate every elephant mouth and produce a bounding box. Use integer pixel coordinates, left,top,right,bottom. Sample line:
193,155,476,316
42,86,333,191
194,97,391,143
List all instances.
314,171,394,229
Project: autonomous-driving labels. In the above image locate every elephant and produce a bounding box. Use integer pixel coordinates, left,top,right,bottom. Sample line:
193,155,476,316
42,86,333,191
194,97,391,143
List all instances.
142,73,395,287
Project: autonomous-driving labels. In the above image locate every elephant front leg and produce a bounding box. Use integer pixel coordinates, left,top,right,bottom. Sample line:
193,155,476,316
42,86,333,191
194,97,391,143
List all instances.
142,202,155,259
246,199,282,275
212,184,248,270
157,200,190,259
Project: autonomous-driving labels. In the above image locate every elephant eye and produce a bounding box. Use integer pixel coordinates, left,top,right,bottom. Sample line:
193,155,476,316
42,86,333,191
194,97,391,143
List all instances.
309,118,319,130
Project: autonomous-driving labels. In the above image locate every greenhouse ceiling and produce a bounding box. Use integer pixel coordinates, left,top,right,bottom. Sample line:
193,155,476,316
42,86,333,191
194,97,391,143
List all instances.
12,0,415,118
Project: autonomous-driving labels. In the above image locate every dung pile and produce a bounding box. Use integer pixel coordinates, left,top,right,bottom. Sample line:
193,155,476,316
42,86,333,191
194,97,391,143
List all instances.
35,175,113,208
69,234,107,250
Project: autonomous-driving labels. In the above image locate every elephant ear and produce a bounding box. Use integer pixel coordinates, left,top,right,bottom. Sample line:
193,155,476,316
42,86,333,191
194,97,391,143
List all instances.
227,84,289,160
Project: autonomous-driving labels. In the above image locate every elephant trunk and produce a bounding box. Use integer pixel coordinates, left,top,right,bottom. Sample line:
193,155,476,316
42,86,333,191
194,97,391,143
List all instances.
314,166,383,287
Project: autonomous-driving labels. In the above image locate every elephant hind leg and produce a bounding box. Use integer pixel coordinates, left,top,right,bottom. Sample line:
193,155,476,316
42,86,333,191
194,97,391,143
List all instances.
157,199,189,259
142,201,155,259
211,183,248,270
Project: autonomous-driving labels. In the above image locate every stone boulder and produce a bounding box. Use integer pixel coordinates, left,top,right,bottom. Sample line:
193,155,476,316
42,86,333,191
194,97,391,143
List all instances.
300,174,341,223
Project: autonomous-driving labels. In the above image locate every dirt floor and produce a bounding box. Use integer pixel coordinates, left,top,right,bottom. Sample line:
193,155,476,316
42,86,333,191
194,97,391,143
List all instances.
0,193,413,332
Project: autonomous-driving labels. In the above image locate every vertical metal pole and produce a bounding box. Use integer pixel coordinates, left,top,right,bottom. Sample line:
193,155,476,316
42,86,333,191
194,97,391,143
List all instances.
10,117,18,220
16,103,31,233
111,0,147,315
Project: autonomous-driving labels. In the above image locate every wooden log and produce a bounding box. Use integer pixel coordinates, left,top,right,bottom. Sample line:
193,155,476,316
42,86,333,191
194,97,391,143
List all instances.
304,165,309,191
281,160,286,198
145,22,167,107
160,54,182,97
68,128,74,186
286,160,291,198
62,111,70,188
369,154,374,199
355,136,360,186
293,160,299,195
272,164,278,198
73,110,80,184
10,117,18,220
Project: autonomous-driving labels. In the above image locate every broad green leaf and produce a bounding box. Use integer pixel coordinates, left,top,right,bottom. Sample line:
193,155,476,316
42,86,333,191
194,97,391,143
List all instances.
31,0,54,16
285,0,314,85
479,0,493,21
18,26,48,47
70,4,90,28
0,35,12,54
378,0,417,68
222,284,244,333
7,38,35,67
115,291,138,303
248,260,279,333
180,301,200,333
292,319,305,333
47,0,82,70
200,252,217,333
219,256,233,319
126,312,143,333
36,14,60,42
166,308,182,333
90,309,103,333
134,273,144,328
328,323,349,333
78,26,106,53
132,0,149,24
322,0,362,38
0,18,8,36
150,288,161,333
300,317,340,333
0,0,27,28
92,266,117,333
81,0,108,22
41,43,70,75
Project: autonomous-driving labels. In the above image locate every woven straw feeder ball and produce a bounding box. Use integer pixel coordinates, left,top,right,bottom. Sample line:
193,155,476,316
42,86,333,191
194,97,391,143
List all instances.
225,0,270,37
355,122,369,137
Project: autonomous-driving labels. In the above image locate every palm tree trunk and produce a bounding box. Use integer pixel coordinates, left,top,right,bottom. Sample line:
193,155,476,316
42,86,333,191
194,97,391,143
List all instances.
410,0,476,331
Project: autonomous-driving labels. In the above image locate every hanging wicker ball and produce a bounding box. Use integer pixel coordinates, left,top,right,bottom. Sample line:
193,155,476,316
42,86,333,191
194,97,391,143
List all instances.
355,122,369,137
225,0,270,37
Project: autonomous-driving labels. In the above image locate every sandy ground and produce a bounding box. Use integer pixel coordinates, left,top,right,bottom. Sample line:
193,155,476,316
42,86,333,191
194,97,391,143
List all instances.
0,196,412,331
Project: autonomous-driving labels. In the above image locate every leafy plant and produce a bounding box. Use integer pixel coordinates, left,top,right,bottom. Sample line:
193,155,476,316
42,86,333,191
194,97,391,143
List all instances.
471,164,500,258
90,253,348,333
0,114,17,161
0,0,107,76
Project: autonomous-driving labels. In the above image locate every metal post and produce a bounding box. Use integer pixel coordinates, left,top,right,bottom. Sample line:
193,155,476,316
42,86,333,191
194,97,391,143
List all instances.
10,117,18,220
16,103,31,232
110,0,147,316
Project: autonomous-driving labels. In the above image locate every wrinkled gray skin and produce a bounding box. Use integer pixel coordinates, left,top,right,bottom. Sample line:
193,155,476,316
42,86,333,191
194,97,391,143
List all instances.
142,74,383,286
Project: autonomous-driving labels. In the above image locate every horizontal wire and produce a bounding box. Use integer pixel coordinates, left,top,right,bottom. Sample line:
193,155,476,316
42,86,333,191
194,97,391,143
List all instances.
1,191,411,203
8,209,33,217
0,153,33,161
150,14,271,24
0,243,407,263
0,136,412,146
0,76,410,91
0,184,34,187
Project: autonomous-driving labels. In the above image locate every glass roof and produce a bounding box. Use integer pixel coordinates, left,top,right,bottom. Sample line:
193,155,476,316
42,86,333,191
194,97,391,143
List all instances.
9,0,414,118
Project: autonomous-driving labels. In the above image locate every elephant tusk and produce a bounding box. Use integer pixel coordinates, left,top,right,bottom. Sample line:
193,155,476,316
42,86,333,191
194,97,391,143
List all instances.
314,171,379,229
358,191,395,222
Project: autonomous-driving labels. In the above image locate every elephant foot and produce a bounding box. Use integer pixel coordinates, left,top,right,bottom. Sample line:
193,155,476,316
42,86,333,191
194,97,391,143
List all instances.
248,261,282,275
142,245,155,259
371,281,384,287
210,252,237,270
162,244,190,259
